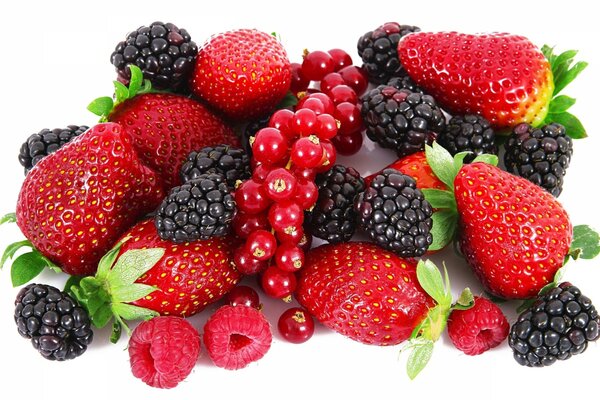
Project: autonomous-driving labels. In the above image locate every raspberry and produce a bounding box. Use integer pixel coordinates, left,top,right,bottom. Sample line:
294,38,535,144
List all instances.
203,305,272,370
447,296,509,356
128,316,200,389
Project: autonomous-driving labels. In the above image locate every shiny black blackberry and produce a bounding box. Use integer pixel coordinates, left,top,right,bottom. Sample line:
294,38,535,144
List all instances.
509,282,599,367
504,123,573,197
18,125,88,174
110,21,198,92
155,173,236,243
361,86,446,158
14,283,93,361
180,145,250,188
387,75,425,94
437,114,497,163
357,22,420,84
355,169,433,256
307,165,366,243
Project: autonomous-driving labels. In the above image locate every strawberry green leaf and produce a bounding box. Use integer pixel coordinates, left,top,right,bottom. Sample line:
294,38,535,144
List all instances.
541,45,556,66
96,241,124,280
113,81,130,104
276,91,299,109
85,290,109,316
471,154,498,166
452,152,470,172
87,96,114,119
429,210,458,252
416,260,452,307
63,275,82,296
406,339,434,380
421,189,456,210
452,288,474,311
110,321,122,344
107,248,165,287
127,65,143,98
1,240,32,269
555,60,587,96
425,143,455,190
0,212,16,225
11,252,47,287
549,95,576,114
79,276,101,294
568,225,600,260
546,112,587,139
91,304,114,329
112,283,157,303
113,303,159,321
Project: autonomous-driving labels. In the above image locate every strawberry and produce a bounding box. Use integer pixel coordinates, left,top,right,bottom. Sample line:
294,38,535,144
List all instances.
398,32,587,137
8,123,163,278
67,218,241,342
88,65,239,189
191,29,292,121
364,151,445,189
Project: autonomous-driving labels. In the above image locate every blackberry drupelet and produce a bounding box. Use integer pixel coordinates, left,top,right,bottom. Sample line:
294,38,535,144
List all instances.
387,75,424,94
437,114,497,163
509,282,599,367
357,22,420,84
14,284,93,361
180,145,250,188
18,125,88,174
355,169,433,257
504,122,573,197
155,173,236,243
307,165,366,243
361,86,446,158
110,21,198,92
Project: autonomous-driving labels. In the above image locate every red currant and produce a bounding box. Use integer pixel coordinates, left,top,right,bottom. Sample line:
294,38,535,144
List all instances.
293,179,318,210
233,248,268,275
252,163,272,182
334,102,363,136
320,72,345,94
332,129,363,156
291,136,324,168
235,179,271,214
298,92,335,116
290,108,318,137
290,62,309,94
269,109,295,140
264,168,297,202
338,65,368,97
233,212,270,239
261,266,297,300
314,139,336,173
327,84,358,105
327,48,352,71
268,201,304,234
252,127,288,164
296,97,326,115
227,285,261,309
274,243,304,272
278,307,315,344
245,229,277,261
276,224,304,245
290,165,316,181
302,50,334,81
315,114,338,140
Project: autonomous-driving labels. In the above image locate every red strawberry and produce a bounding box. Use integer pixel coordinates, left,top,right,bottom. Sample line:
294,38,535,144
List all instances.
364,151,445,189
14,123,164,276
191,29,292,121
398,32,587,136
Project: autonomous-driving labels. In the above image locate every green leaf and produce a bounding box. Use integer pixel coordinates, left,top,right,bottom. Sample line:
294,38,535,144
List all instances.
470,154,498,166
85,292,108,316
452,288,474,310
112,283,157,303
421,189,456,210
87,96,114,118
406,340,434,380
555,60,587,95
91,304,114,329
416,260,451,307
569,225,600,260
275,91,298,109
549,95,576,114
429,210,458,251
79,276,101,294
127,65,143,98
110,320,122,344
96,241,123,280
0,212,16,224
453,152,470,171
541,45,556,65
112,303,159,321
546,112,587,139
108,248,165,286
113,81,130,104
550,49,578,84
11,252,46,287
1,240,32,269
425,143,456,190
63,275,83,296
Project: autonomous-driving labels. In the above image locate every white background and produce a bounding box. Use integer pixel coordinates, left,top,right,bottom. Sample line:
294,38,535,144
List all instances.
1,0,599,398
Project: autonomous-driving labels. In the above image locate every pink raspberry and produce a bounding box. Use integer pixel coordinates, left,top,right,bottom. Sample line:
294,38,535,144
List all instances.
203,305,272,370
128,316,200,389
447,296,509,356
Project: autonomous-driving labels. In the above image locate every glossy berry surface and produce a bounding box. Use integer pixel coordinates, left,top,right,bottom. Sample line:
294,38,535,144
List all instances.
274,243,305,271
278,307,315,344
252,128,288,165
233,248,268,275
226,286,261,309
261,266,297,299
328,48,352,71
235,179,271,214
302,50,335,81
245,229,277,261
264,168,297,202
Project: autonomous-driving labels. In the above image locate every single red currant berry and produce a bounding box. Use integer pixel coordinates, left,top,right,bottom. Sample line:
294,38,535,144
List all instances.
327,48,353,71
315,114,338,140
234,248,268,275
338,65,368,97
307,93,335,115
261,266,297,300
328,85,358,105
274,243,304,272
314,139,336,173
268,201,304,234
235,179,271,214
245,229,277,261
320,72,345,94
227,285,261,309
278,307,315,344
269,109,295,140
293,179,318,210
290,108,318,137
297,231,313,253
232,212,270,239
264,168,297,202
276,224,304,245
332,129,363,156
252,163,272,182
290,62,309,94
291,135,324,168
334,102,363,136
301,50,334,81
296,97,326,116
290,165,316,181
252,127,288,164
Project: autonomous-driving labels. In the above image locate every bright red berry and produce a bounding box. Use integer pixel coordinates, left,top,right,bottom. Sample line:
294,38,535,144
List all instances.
269,109,295,139
226,286,261,309
232,212,270,239
233,248,268,275
338,65,368,96
327,85,358,105
334,102,362,136
274,242,305,271
327,48,353,71
332,130,363,156
268,201,303,233
278,307,315,344
275,224,304,245
235,179,271,214
245,229,277,261
290,108,318,136
261,266,297,299
264,168,297,202
293,179,318,210
315,114,338,140
252,127,288,165
298,92,335,116
290,62,309,94
302,50,335,81
291,136,324,168
314,139,337,172
252,163,272,182
320,72,346,94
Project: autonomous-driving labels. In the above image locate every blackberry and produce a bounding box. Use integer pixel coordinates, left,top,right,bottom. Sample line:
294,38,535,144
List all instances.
18,125,88,174
387,75,424,94
110,21,198,92
361,85,446,158
14,284,93,361
355,169,433,257
504,123,573,197
437,114,497,163
509,282,599,367
307,165,366,243
155,173,236,243
357,22,420,84
180,145,250,189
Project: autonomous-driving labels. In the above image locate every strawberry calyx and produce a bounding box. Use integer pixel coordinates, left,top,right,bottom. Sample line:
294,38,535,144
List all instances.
400,259,474,379
87,65,154,122
540,45,588,138
65,239,165,343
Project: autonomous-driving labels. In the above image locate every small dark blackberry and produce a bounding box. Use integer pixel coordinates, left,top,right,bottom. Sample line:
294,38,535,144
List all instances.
504,123,573,197
110,21,198,92
509,282,599,367
361,85,446,158
18,125,88,174
355,169,433,257
357,22,420,84
307,165,366,243
437,114,497,163
14,283,93,361
155,173,236,243
180,145,250,188
387,75,425,94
